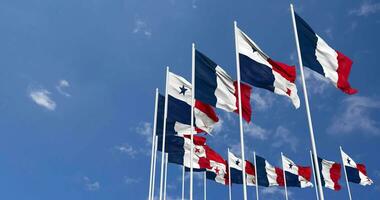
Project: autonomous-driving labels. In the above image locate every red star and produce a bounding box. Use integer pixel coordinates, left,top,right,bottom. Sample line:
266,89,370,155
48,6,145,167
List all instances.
214,167,220,175
194,148,201,154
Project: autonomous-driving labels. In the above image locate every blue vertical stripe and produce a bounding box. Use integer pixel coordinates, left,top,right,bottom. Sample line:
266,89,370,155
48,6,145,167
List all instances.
256,155,270,187
195,50,218,106
317,157,326,187
294,12,325,76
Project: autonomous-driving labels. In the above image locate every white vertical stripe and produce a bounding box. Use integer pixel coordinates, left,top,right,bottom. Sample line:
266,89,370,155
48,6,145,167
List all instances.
315,35,339,87
264,160,279,187
215,66,237,112
320,159,336,190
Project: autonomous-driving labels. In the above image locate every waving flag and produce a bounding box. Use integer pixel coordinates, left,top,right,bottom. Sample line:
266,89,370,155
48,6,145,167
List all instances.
318,157,342,190
157,135,210,170
156,72,219,135
256,155,284,187
294,13,357,95
340,149,373,186
236,27,300,108
195,49,252,122
282,155,313,188
228,151,256,186
205,146,229,185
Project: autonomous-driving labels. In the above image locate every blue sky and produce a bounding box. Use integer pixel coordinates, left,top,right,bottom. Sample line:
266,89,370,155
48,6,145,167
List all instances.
0,0,379,199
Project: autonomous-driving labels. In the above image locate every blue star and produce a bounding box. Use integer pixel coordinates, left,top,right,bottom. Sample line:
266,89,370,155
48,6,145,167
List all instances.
235,159,240,166
347,158,351,165
179,85,187,95
289,163,293,169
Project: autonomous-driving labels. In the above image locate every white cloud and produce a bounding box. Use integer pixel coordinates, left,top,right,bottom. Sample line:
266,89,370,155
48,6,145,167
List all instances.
133,19,152,37
83,176,100,191
251,91,275,111
212,118,223,135
350,1,380,16
244,123,269,140
328,96,380,135
191,0,198,9
261,187,292,197
136,122,153,143
115,143,138,158
324,28,333,39
29,88,56,111
301,67,330,95
124,177,141,184
272,126,298,152
56,79,71,97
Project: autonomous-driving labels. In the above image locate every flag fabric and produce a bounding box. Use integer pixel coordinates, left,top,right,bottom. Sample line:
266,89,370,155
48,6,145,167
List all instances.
256,155,284,187
195,49,252,122
282,155,313,188
294,13,357,95
341,149,373,186
157,135,210,170
228,151,256,186
155,72,219,136
317,157,342,190
236,27,300,108
205,146,229,185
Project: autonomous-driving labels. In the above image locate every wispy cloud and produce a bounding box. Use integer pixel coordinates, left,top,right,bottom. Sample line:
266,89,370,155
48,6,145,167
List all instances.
349,1,380,16
83,176,100,191
328,96,380,135
191,0,198,9
271,126,298,152
29,88,56,111
114,143,138,158
132,19,152,37
301,67,330,95
136,122,153,143
56,79,71,97
124,176,141,184
261,187,293,198
251,91,275,111
244,123,269,140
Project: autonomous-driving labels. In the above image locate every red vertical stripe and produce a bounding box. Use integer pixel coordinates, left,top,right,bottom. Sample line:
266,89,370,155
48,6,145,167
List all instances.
330,163,342,190
275,167,285,186
336,51,358,95
233,81,252,122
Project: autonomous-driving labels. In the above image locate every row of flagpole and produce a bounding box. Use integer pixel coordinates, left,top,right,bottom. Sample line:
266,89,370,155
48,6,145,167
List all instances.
146,3,363,200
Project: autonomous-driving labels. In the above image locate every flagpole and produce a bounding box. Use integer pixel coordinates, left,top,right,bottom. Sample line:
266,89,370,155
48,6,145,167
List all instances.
182,165,185,200
290,4,325,200
281,153,289,200
340,146,353,200
190,42,195,200
228,148,232,200
309,150,319,200
253,151,259,200
204,171,207,200
234,20,248,200
159,67,170,200
149,88,159,200
152,135,159,200
164,153,168,200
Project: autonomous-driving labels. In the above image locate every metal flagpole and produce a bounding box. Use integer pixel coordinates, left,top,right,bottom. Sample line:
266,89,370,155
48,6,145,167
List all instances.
152,135,159,200
159,67,170,200
233,20,248,200
182,165,185,200
253,151,259,200
164,153,168,200
290,4,325,200
228,148,232,200
281,153,289,200
190,43,196,200
340,146,353,200
309,150,319,200
149,89,159,200
204,171,207,200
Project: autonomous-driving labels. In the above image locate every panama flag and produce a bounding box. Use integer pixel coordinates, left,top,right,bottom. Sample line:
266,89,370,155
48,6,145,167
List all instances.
195,49,252,122
282,155,313,188
236,27,300,108
162,72,219,135
318,157,342,190
157,135,211,170
294,13,357,95
340,149,373,186
256,155,284,187
205,146,229,185
228,151,256,186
